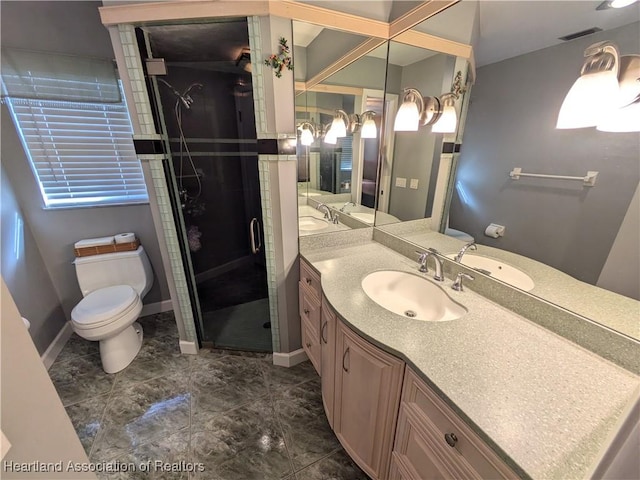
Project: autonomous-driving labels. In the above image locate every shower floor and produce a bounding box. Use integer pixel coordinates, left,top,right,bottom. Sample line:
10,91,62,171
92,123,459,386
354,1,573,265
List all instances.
197,261,271,351
203,299,272,351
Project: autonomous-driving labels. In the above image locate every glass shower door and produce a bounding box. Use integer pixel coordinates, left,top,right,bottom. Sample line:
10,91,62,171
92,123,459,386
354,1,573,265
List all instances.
141,20,272,352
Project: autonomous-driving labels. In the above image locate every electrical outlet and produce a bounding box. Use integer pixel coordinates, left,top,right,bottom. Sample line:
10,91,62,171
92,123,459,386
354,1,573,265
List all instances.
410,178,419,189
395,177,407,188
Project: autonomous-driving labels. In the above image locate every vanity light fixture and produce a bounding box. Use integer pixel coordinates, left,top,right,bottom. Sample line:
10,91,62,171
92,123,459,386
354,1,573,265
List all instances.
325,109,379,140
395,71,467,134
359,111,378,138
394,88,424,131
431,93,457,133
393,89,444,131
328,109,349,138
557,42,640,131
298,122,316,146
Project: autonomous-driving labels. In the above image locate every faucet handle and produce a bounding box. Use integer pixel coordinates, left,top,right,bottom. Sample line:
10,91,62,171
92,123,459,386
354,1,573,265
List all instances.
452,272,474,292
415,251,428,273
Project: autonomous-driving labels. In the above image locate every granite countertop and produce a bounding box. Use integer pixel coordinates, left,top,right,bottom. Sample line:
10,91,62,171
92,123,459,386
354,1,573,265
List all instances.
386,227,639,340
301,240,640,480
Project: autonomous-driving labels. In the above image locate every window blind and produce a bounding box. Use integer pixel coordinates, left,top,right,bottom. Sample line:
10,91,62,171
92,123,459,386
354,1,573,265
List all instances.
5,96,148,207
338,136,353,171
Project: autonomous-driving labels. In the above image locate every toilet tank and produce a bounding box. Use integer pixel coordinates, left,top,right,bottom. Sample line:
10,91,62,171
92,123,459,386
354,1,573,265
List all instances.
74,246,154,298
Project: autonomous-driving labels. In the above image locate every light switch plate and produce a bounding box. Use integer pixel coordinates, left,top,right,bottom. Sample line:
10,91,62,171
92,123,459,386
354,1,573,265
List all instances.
410,178,419,189
395,177,407,188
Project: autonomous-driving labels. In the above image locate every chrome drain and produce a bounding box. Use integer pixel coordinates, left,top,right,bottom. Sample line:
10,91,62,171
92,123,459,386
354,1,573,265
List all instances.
404,310,417,318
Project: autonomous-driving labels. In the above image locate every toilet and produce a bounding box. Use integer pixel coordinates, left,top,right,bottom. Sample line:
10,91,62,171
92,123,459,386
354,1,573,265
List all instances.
71,246,153,373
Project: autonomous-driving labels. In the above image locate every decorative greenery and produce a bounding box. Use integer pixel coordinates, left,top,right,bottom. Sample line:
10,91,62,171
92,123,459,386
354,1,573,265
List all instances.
264,37,293,78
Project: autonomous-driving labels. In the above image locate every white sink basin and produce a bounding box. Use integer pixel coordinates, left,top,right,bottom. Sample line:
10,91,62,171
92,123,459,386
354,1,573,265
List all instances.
446,254,535,292
361,270,467,322
299,216,329,232
349,212,375,224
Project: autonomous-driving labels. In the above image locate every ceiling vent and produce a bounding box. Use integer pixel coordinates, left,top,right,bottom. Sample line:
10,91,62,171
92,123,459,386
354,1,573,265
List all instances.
559,27,603,42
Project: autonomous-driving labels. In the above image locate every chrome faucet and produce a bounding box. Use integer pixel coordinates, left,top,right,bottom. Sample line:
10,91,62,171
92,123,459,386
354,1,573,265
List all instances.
452,272,474,292
340,201,356,212
316,203,339,224
415,249,445,281
454,242,477,263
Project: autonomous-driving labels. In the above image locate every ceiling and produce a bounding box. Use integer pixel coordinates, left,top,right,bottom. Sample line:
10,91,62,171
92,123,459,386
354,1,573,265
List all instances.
293,0,640,66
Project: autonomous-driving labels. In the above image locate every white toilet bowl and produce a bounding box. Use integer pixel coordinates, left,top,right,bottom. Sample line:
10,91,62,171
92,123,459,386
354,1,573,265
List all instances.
71,285,144,374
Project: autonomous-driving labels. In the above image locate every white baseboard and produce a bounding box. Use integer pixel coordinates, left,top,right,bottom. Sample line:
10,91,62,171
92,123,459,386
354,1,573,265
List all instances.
141,300,173,317
42,321,74,370
179,339,199,355
272,348,308,367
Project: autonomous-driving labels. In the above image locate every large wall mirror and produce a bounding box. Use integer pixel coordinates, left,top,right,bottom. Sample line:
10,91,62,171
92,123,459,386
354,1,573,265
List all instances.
375,4,639,341
293,20,388,236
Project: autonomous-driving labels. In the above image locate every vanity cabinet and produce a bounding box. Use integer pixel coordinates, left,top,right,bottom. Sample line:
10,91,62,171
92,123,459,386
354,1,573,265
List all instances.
334,319,405,479
299,260,322,374
299,256,516,480
390,369,516,480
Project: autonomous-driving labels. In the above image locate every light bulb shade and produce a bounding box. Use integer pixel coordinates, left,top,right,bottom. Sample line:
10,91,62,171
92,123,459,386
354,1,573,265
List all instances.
330,116,347,138
597,100,640,132
556,70,620,129
431,105,457,133
361,117,377,138
394,101,420,131
300,128,314,146
324,128,338,145
611,0,638,7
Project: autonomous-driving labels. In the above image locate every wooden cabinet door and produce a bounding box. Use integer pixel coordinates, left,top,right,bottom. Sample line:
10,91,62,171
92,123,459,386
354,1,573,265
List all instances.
334,319,404,479
320,297,336,428
394,369,517,480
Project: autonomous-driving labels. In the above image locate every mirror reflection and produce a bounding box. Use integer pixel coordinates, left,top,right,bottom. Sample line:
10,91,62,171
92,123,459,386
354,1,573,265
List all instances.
293,21,388,235
375,41,464,228
376,4,639,340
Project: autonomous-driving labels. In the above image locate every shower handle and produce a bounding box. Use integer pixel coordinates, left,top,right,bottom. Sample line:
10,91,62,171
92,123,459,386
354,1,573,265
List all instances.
250,218,262,254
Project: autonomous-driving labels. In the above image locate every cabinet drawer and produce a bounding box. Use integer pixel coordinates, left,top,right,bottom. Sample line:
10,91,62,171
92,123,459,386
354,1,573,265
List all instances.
302,313,321,375
300,258,322,300
401,369,517,480
394,404,476,479
299,281,321,338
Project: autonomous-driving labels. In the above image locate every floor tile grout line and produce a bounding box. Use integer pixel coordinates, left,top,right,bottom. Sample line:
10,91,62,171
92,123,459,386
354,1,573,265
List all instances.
86,368,120,460
291,446,344,476
259,358,303,478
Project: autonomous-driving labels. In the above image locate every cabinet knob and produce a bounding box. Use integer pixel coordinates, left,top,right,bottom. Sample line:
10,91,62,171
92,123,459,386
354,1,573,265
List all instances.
303,308,309,315
305,278,312,285
445,433,458,448
305,342,311,348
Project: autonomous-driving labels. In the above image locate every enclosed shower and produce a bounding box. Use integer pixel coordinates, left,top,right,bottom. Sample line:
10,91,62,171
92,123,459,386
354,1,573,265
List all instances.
140,21,271,351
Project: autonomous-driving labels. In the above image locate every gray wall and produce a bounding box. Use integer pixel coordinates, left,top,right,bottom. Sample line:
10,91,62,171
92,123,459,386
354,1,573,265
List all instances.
1,279,96,479
450,22,640,286
0,1,171,343
389,53,450,220
597,182,640,300
1,164,66,355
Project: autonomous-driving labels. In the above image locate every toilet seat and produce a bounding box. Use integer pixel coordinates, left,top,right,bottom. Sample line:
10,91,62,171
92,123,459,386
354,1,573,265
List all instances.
72,285,139,329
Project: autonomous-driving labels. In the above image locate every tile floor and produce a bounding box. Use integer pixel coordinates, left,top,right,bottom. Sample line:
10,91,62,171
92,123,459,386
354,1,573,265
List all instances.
48,312,368,479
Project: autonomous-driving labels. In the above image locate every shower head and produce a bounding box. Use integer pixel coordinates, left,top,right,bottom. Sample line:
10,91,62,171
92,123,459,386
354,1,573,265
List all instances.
158,79,202,110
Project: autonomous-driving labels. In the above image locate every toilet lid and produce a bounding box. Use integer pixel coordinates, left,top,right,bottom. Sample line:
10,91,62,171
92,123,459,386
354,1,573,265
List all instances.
72,285,138,327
